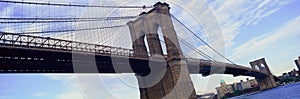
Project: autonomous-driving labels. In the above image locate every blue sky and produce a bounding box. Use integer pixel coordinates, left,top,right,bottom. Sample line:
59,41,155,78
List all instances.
1,0,300,99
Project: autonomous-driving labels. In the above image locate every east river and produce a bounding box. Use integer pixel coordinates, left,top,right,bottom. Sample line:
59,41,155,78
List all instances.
229,82,300,99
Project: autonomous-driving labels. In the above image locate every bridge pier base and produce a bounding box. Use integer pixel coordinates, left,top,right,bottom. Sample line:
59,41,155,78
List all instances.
255,75,277,90
135,59,196,99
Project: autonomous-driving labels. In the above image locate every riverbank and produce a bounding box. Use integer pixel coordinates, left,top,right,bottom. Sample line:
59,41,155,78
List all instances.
229,82,300,99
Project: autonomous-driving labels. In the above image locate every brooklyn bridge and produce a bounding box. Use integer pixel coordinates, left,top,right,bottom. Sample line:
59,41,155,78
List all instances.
0,1,278,99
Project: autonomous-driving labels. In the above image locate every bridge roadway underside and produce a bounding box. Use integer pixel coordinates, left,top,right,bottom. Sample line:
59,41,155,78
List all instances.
0,45,267,78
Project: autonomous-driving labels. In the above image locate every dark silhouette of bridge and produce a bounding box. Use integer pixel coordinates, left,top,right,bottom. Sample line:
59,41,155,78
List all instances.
0,31,276,75
0,32,270,77
0,1,277,99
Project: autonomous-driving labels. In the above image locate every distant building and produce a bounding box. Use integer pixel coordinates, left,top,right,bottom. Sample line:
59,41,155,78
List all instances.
234,80,252,91
241,81,251,90
283,73,289,77
215,79,233,99
278,68,300,85
236,82,243,91
295,57,300,71
248,79,258,87
215,79,259,99
226,84,234,93
289,69,298,77
232,83,238,91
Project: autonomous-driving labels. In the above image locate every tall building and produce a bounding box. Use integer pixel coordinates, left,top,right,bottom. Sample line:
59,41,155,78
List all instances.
241,81,251,90
295,57,300,71
215,79,233,99
248,79,258,87
232,83,238,91
236,82,243,91
235,80,252,91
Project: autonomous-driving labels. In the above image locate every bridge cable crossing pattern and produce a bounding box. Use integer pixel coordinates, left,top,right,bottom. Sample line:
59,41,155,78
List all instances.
0,0,153,8
0,0,236,64
170,14,236,65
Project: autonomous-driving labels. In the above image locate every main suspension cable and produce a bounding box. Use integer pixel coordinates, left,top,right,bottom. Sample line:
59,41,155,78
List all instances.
0,0,153,8
0,16,138,20
0,16,138,24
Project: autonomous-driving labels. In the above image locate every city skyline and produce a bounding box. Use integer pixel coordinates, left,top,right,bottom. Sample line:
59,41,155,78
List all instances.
1,0,300,99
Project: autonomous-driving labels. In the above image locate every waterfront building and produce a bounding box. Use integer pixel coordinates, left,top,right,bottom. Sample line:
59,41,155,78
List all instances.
216,79,233,99
248,79,258,87
295,57,300,71
215,79,259,99
241,81,251,90
236,82,243,91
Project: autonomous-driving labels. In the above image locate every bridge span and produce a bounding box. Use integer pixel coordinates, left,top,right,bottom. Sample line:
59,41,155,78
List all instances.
0,32,267,78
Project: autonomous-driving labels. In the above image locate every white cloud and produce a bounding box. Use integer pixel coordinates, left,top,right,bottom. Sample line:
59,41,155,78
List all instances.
43,74,74,82
43,74,139,99
72,74,139,99
159,0,294,63
43,74,87,99
230,15,300,60
175,0,295,93
209,0,293,49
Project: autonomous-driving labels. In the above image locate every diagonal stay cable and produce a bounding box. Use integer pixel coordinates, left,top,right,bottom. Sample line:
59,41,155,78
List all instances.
178,37,215,61
171,14,236,64
158,36,213,60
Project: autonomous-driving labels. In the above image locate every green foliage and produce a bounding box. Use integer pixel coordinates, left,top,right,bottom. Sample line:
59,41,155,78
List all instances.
280,77,295,84
295,78,299,82
233,90,242,96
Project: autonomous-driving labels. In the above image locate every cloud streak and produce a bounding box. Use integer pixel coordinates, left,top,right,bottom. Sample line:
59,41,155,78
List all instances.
230,15,300,61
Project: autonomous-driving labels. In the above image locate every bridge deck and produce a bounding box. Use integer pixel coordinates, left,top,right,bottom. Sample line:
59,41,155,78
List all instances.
0,32,268,78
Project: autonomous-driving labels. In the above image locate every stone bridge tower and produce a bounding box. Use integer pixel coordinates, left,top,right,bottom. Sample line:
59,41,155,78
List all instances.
249,58,277,90
127,2,196,99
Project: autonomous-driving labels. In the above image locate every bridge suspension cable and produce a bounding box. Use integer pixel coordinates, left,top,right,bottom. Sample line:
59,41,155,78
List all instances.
157,33,214,60
178,37,215,61
2,24,126,34
171,14,236,64
0,16,138,21
0,0,148,49
0,0,153,8
0,16,139,24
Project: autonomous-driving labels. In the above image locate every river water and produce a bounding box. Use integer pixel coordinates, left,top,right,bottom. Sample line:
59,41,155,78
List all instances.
229,82,300,99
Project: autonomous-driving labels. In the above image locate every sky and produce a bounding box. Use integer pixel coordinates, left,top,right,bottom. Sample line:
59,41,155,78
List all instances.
1,0,300,99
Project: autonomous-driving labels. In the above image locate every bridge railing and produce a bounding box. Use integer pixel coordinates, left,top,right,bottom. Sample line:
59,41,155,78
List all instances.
0,32,135,57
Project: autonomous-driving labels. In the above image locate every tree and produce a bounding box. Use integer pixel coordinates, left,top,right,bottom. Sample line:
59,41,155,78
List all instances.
281,77,295,83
